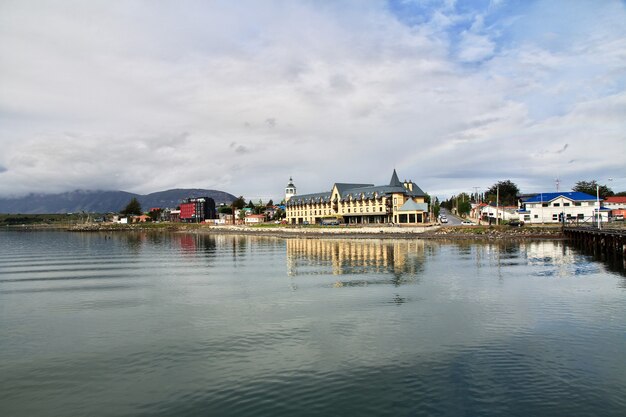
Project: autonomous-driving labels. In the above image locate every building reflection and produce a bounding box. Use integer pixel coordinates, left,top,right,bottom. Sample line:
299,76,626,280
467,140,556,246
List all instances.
286,238,426,279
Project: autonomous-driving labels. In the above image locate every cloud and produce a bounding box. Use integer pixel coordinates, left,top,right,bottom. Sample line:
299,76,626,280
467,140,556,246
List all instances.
457,30,495,63
0,0,625,200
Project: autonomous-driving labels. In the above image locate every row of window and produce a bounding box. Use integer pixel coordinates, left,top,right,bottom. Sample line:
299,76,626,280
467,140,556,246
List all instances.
288,206,387,217
523,213,586,221
537,202,585,207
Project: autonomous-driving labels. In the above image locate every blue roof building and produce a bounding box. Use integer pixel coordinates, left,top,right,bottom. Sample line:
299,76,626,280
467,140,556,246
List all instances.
518,191,609,224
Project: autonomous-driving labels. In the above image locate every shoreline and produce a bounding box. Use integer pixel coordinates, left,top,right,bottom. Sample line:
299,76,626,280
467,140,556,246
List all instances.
4,223,566,240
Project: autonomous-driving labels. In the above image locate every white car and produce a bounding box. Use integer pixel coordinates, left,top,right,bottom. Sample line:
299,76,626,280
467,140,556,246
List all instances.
461,220,473,225
440,216,448,223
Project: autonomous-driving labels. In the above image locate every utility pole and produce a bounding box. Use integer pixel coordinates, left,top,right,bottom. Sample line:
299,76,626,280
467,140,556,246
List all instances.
597,184,601,230
496,185,500,226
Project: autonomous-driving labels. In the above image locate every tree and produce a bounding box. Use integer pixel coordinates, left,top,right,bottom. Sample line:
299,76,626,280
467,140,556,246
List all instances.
218,206,233,215
424,193,440,219
485,180,519,206
121,198,142,216
456,193,471,216
148,208,162,222
272,208,285,220
573,180,614,198
615,191,626,197
247,200,255,209
232,196,245,210
266,199,274,207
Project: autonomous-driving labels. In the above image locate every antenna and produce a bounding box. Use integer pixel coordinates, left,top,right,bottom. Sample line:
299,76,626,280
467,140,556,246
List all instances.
554,178,560,192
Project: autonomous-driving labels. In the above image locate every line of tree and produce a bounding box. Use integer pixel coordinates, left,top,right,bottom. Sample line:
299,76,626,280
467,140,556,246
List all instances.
572,180,614,199
484,180,520,206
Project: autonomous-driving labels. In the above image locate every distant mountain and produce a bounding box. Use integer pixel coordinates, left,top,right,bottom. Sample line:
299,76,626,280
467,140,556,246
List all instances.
0,189,237,214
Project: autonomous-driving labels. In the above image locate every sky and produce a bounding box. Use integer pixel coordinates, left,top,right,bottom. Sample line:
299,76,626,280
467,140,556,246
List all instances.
1,0,625,202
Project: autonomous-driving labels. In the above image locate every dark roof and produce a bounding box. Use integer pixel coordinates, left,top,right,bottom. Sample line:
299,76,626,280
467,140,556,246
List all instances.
286,170,426,205
287,191,331,205
389,169,402,187
333,183,373,194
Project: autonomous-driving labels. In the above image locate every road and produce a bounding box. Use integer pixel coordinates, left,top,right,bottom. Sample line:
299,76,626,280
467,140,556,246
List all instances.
439,208,464,226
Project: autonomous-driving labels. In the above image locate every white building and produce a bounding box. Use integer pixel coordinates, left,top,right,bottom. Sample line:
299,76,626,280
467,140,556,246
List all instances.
285,177,297,202
517,192,609,224
480,205,518,222
604,196,626,209
244,214,266,225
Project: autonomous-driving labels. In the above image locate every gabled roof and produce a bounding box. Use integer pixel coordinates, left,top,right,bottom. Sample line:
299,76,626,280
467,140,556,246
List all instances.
333,183,373,194
286,170,427,205
397,199,428,212
287,191,332,205
605,196,626,204
524,192,598,203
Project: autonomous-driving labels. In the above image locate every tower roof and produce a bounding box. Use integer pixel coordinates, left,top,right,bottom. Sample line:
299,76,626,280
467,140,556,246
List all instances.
389,169,402,187
286,176,295,188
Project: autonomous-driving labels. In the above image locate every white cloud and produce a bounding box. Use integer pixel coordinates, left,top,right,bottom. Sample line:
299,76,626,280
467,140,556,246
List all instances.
0,0,625,201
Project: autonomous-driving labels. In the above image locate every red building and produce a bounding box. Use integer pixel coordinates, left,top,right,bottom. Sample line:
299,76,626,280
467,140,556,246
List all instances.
179,197,216,223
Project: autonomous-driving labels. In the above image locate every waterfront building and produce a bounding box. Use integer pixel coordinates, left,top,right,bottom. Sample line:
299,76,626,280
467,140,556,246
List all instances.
605,196,626,219
517,192,609,224
479,204,519,223
285,170,429,225
244,214,266,225
604,196,626,209
179,197,216,223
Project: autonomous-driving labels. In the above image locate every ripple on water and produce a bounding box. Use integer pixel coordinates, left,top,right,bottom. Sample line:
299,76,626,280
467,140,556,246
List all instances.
0,232,625,417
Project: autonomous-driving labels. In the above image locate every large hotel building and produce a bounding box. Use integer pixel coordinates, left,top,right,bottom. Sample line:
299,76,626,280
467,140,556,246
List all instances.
285,170,429,225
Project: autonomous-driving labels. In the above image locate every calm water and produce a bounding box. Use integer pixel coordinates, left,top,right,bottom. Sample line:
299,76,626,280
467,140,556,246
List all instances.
1,231,625,417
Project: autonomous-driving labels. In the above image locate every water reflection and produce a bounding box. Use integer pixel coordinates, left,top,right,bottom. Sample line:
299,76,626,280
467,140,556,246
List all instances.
286,239,425,281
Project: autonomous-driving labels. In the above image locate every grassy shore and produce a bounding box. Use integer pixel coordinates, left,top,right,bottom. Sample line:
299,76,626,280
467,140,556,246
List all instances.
1,213,565,239
50,222,565,240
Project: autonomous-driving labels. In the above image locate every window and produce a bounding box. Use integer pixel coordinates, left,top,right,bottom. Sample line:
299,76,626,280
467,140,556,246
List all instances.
534,215,538,218
552,214,558,220
553,203,560,207
525,215,531,221
577,214,584,219
563,203,570,207
542,203,549,207
574,202,581,206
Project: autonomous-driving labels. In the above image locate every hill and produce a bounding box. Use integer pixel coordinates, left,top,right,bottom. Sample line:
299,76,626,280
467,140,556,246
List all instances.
0,189,237,214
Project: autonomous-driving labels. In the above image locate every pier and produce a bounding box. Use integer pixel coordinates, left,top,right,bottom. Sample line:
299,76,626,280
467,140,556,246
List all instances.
564,226,626,259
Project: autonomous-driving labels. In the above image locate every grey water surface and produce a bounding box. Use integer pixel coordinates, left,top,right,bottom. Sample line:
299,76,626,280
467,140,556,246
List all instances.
1,231,625,417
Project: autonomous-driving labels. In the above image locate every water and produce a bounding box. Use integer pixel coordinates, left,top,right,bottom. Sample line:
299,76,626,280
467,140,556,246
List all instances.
1,231,625,417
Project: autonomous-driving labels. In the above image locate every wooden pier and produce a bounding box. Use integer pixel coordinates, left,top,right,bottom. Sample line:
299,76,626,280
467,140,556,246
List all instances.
564,226,626,258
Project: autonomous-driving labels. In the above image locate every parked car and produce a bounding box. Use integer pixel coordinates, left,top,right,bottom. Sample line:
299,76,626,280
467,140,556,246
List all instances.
613,215,624,221
508,220,524,227
461,220,473,225
440,216,448,223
